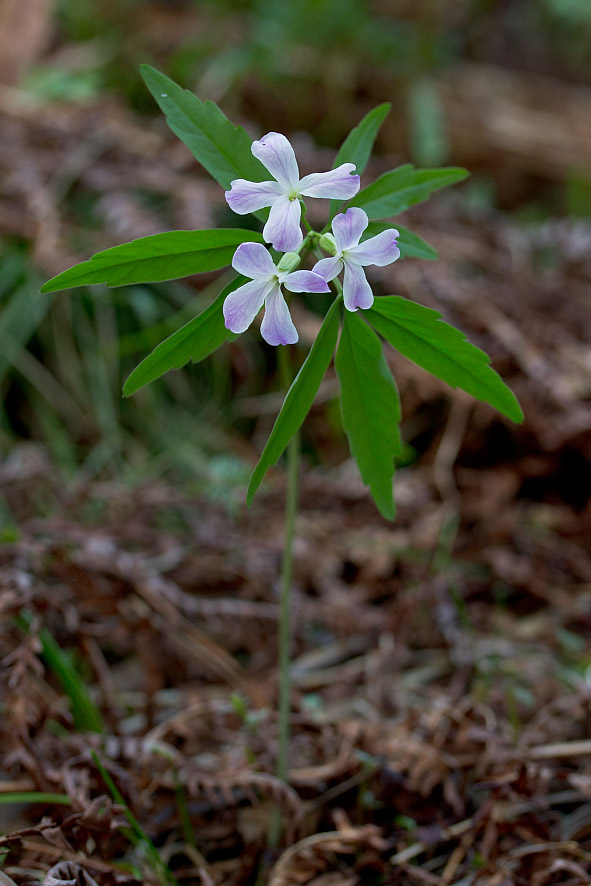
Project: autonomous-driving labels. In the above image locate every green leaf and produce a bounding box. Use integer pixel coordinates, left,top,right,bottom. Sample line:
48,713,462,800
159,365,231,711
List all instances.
367,296,524,422
41,229,264,292
335,310,402,520
352,163,469,219
364,222,438,260
247,299,341,505
333,104,390,176
330,103,391,219
123,277,240,396
140,65,267,191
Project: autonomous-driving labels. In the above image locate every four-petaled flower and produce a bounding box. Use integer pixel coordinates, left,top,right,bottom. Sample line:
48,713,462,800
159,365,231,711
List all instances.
313,208,400,312
225,132,360,253
223,242,330,346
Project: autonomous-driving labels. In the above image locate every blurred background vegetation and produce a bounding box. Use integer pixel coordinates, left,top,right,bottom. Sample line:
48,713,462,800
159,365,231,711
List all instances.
1,0,591,506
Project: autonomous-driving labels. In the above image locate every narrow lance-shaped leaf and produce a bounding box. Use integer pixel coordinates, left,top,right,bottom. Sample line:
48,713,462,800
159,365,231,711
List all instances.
41,229,264,292
367,296,524,423
141,65,267,192
247,299,341,506
329,103,391,219
364,221,438,261
123,277,241,396
335,310,402,520
352,163,469,219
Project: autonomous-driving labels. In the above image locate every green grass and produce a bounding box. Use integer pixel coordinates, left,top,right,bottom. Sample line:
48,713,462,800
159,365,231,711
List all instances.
15,610,104,733
0,792,72,806
0,246,247,491
92,752,178,886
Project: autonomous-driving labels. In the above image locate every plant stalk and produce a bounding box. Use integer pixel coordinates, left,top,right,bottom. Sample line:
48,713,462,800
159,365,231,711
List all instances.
275,343,299,785
267,345,299,849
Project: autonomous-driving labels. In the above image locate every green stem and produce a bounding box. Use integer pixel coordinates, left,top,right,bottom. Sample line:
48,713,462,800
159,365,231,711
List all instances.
275,344,299,785
267,344,299,848
299,200,313,234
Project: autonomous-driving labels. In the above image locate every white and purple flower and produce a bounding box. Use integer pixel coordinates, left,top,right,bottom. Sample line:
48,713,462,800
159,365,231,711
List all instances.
225,132,360,253
313,208,400,312
223,242,330,346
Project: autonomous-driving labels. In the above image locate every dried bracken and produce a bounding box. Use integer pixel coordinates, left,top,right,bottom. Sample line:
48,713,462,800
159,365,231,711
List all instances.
1,424,590,884
1,50,591,885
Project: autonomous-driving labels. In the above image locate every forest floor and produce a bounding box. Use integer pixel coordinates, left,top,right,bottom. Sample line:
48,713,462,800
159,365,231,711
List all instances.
1,62,591,885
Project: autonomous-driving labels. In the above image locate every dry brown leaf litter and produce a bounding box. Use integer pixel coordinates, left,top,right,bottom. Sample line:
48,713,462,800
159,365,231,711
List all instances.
1,441,590,885
0,78,590,886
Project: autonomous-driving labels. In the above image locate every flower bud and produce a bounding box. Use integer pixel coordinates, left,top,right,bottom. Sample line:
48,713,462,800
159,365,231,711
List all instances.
277,251,301,273
318,233,337,255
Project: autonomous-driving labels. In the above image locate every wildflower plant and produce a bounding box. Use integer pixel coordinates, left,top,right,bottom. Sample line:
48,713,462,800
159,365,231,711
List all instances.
42,66,523,796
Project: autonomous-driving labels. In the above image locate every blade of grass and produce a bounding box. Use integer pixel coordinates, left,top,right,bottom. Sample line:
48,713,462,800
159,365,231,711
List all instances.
92,752,178,886
0,280,53,387
174,770,197,850
0,792,72,806
16,610,104,733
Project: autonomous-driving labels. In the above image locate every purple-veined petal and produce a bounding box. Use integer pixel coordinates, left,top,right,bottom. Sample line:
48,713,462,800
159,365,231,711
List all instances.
342,260,374,312
260,284,299,346
332,207,368,252
225,179,282,214
251,132,300,192
347,229,400,267
282,270,330,293
311,256,343,282
223,278,273,334
298,163,360,199
263,194,303,252
231,241,276,280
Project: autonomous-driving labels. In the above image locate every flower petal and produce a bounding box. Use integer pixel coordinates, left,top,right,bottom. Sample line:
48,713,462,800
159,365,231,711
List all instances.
311,256,343,282
332,207,368,252
282,270,330,293
223,278,273,334
263,194,303,252
342,260,374,312
347,229,400,267
260,285,299,346
225,179,282,214
231,242,276,280
251,132,300,192
298,163,360,199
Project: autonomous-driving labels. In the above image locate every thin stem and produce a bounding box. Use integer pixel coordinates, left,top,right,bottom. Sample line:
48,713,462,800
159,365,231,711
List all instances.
275,344,299,786
267,345,299,849
299,199,313,234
